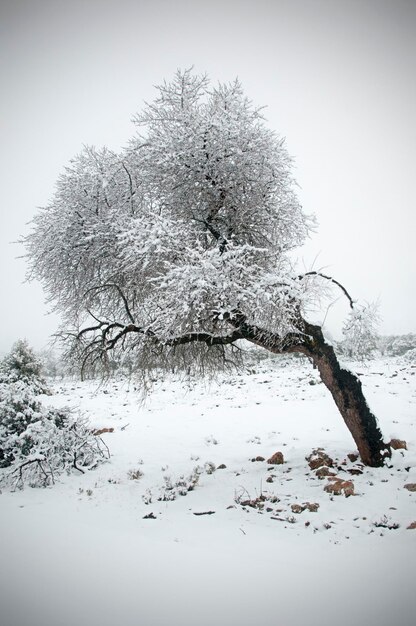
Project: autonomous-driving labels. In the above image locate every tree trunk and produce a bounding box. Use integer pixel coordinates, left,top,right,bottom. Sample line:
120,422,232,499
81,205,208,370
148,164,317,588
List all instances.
224,310,390,467
233,313,390,467
305,331,390,467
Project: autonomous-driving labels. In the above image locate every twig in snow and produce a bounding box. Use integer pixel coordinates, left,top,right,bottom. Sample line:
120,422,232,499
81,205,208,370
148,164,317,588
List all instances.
193,511,216,516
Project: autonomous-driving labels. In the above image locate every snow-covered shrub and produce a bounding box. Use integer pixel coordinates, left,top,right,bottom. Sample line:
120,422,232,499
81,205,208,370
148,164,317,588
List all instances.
0,381,109,489
0,339,50,395
399,347,416,364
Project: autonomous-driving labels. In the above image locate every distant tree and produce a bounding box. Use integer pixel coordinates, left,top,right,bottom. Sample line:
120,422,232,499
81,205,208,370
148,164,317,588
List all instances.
0,339,49,394
25,70,390,466
389,334,416,357
338,302,380,359
376,333,416,357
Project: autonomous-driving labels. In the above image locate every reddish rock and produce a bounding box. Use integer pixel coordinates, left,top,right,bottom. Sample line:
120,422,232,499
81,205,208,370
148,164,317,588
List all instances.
92,427,114,435
306,448,334,470
290,502,319,514
267,452,284,465
404,483,416,492
347,453,359,462
315,467,336,479
389,439,407,450
407,521,416,530
324,478,355,497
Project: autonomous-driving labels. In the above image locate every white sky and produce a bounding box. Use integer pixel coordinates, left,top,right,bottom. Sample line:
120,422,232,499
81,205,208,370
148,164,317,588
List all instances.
1,0,415,352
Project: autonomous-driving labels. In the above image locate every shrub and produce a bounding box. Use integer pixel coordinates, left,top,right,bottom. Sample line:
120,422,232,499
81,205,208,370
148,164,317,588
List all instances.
0,381,109,489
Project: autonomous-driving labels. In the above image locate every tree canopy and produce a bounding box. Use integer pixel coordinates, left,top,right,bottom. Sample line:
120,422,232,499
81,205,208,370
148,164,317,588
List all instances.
26,69,316,375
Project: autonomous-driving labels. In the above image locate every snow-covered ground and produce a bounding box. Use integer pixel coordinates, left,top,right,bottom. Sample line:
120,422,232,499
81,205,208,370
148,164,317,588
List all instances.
1,355,415,626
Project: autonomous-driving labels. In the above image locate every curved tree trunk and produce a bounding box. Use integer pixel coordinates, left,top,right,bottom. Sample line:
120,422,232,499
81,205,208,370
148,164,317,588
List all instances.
306,333,390,467
227,311,390,467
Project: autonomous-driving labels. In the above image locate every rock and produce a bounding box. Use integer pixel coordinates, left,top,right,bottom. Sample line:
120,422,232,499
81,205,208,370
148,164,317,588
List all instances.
267,451,284,465
240,494,268,509
347,468,363,476
315,467,336,479
347,453,359,463
217,464,227,469
389,439,407,450
251,456,265,462
143,512,156,519
291,504,305,514
404,483,416,492
290,502,319,514
92,427,114,435
266,476,274,483
306,448,334,470
324,478,355,497
407,521,416,530
304,502,319,512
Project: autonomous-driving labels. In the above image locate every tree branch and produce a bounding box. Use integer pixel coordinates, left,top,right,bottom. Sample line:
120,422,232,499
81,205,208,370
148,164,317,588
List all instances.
221,309,314,357
165,329,243,347
298,271,355,309
74,319,244,373
83,283,136,324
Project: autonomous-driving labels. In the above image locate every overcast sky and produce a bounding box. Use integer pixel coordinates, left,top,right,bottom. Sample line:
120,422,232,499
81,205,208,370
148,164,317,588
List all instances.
1,0,415,353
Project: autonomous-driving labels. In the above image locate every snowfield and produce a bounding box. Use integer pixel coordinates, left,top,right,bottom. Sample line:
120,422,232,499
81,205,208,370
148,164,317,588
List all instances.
1,355,415,626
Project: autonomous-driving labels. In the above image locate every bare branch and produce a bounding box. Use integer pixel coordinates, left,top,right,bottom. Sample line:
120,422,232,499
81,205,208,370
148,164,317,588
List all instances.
298,271,355,309
84,284,136,324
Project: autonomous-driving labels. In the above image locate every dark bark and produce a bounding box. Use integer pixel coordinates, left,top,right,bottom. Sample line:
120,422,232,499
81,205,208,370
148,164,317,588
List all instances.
226,311,390,467
300,325,390,467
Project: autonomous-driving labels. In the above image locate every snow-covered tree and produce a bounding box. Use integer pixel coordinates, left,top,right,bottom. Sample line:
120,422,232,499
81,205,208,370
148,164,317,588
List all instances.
0,339,49,394
25,70,390,466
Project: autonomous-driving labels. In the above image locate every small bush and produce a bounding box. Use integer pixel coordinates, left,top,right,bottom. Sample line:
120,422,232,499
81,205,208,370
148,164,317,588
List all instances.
157,468,201,501
0,380,109,489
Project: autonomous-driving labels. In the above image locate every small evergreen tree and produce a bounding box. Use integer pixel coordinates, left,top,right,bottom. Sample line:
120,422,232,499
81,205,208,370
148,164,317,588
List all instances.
0,339,49,394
